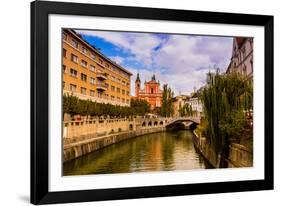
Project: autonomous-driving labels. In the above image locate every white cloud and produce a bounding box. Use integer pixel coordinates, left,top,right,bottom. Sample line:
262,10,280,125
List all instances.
129,66,214,96
76,30,163,67
76,30,233,95
108,56,124,64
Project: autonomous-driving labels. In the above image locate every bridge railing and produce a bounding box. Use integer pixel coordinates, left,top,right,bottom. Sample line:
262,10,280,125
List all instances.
165,116,201,126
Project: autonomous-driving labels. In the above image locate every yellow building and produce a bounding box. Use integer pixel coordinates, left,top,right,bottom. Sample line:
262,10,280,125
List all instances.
62,29,132,106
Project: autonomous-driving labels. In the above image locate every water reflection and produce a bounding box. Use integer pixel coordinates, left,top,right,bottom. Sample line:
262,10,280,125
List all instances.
63,130,211,176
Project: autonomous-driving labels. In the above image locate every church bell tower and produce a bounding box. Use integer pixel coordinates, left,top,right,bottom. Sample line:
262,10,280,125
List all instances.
135,73,141,97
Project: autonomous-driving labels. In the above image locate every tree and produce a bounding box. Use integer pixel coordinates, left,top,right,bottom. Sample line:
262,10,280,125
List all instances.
63,94,79,117
130,99,150,116
63,95,151,118
161,84,174,117
161,84,168,117
179,103,192,117
200,71,253,167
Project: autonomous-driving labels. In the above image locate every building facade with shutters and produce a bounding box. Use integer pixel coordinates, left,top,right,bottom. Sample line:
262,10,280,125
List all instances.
62,29,132,106
226,37,253,80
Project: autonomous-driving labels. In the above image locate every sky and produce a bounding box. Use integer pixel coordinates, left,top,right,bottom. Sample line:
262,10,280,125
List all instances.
75,29,233,96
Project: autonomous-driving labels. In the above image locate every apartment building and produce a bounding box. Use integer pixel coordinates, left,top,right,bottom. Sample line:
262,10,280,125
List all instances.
62,29,132,106
226,37,253,80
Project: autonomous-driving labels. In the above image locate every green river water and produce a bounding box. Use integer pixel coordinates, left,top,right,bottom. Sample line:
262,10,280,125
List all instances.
63,130,211,176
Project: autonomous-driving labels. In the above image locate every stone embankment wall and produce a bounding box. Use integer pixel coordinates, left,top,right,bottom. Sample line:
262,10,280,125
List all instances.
64,127,166,162
193,131,253,168
227,143,253,167
63,117,171,162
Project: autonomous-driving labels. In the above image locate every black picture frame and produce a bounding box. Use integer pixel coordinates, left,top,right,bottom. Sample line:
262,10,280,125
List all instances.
31,0,274,204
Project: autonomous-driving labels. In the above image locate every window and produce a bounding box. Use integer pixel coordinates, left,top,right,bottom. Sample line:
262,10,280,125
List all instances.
70,84,76,92
126,99,129,104
117,87,120,93
81,73,87,81
105,63,109,68
99,59,103,64
126,91,129,96
241,47,246,59
97,92,102,98
250,59,253,73
71,39,78,48
90,53,96,60
81,87,86,95
90,77,95,85
82,47,87,54
242,65,247,77
122,89,125,95
151,88,154,94
122,80,125,85
111,85,115,91
122,98,125,103
62,32,67,41
70,68,77,77
126,82,130,87
71,54,78,63
62,65,66,73
81,60,87,68
97,80,102,85
117,97,120,102
90,65,95,72
249,38,253,49
63,49,67,58
90,90,95,96
111,95,115,101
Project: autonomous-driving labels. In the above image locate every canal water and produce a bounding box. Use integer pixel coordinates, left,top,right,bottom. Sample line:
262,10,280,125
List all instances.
63,130,211,176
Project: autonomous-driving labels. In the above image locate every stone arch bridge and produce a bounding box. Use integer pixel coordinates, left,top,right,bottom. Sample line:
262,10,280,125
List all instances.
165,117,201,129
132,116,201,130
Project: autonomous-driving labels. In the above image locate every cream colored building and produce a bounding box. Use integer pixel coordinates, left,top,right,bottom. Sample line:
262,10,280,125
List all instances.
172,95,189,117
226,37,253,80
62,29,132,106
187,92,203,117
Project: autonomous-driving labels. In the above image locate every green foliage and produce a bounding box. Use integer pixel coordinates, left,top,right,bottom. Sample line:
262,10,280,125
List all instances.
63,94,150,118
161,84,174,117
130,99,150,116
200,72,253,155
151,107,162,116
63,95,79,116
219,110,247,141
179,103,192,117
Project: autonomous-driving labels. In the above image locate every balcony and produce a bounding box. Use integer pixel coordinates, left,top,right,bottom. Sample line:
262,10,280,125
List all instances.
96,83,108,91
96,72,108,80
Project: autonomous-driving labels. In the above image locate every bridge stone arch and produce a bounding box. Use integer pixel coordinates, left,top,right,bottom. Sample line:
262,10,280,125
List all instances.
165,117,201,129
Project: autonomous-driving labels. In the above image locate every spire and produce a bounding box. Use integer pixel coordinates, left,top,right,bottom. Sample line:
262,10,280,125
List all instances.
152,74,156,81
136,73,140,82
